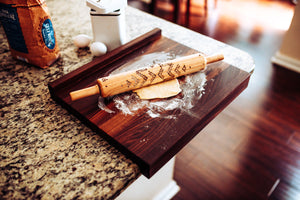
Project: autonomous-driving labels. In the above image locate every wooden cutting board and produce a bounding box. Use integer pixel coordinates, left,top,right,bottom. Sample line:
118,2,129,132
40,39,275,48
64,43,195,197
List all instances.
48,28,251,178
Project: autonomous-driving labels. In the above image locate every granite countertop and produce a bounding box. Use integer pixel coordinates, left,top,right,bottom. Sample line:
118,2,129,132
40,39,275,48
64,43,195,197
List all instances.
0,0,254,199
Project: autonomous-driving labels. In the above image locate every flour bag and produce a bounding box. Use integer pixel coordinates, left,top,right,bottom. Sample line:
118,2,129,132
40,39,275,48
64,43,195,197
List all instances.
0,0,60,68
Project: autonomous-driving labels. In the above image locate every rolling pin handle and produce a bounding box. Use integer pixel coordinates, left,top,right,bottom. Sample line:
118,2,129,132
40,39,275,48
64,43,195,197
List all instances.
206,54,224,64
70,85,100,101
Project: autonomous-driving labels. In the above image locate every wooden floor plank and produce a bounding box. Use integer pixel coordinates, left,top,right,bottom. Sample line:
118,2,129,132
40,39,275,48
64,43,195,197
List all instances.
269,179,300,200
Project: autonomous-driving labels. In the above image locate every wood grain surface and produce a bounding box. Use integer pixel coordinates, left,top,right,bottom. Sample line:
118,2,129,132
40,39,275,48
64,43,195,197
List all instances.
49,28,251,178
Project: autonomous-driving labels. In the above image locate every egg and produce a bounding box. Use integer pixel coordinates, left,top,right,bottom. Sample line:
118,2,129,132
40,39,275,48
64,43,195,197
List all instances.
73,34,92,48
90,42,107,56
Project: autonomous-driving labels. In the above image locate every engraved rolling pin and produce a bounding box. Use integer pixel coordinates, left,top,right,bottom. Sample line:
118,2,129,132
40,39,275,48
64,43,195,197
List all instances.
70,53,224,100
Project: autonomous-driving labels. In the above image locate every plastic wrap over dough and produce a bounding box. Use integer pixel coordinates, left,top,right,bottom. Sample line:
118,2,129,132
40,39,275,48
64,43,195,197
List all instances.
133,79,181,99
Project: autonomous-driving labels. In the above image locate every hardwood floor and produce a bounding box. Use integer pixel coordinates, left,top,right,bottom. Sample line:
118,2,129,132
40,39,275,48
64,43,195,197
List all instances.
128,0,300,199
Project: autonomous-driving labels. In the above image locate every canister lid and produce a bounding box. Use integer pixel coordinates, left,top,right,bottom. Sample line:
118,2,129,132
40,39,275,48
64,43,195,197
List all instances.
86,0,127,14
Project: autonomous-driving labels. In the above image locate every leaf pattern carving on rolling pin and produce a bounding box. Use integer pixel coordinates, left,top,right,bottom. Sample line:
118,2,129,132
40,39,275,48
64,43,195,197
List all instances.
130,75,140,87
167,63,175,79
136,69,148,86
158,64,164,80
148,71,156,84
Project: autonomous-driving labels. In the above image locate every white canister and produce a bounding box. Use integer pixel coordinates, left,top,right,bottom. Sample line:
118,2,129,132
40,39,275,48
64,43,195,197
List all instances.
87,0,127,51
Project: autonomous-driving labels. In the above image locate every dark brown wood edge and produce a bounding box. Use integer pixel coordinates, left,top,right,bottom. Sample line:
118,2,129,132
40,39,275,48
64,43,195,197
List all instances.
48,28,162,91
147,70,251,177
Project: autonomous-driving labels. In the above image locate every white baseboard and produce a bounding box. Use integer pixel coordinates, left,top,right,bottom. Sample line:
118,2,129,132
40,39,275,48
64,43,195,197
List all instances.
153,180,180,200
271,52,300,74
116,157,180,200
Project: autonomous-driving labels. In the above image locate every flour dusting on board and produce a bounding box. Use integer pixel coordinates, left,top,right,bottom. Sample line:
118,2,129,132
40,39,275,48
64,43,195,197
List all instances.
98,52,207,119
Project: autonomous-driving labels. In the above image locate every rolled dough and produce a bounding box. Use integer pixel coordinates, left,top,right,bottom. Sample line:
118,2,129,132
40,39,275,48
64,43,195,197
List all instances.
133,79,181,100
